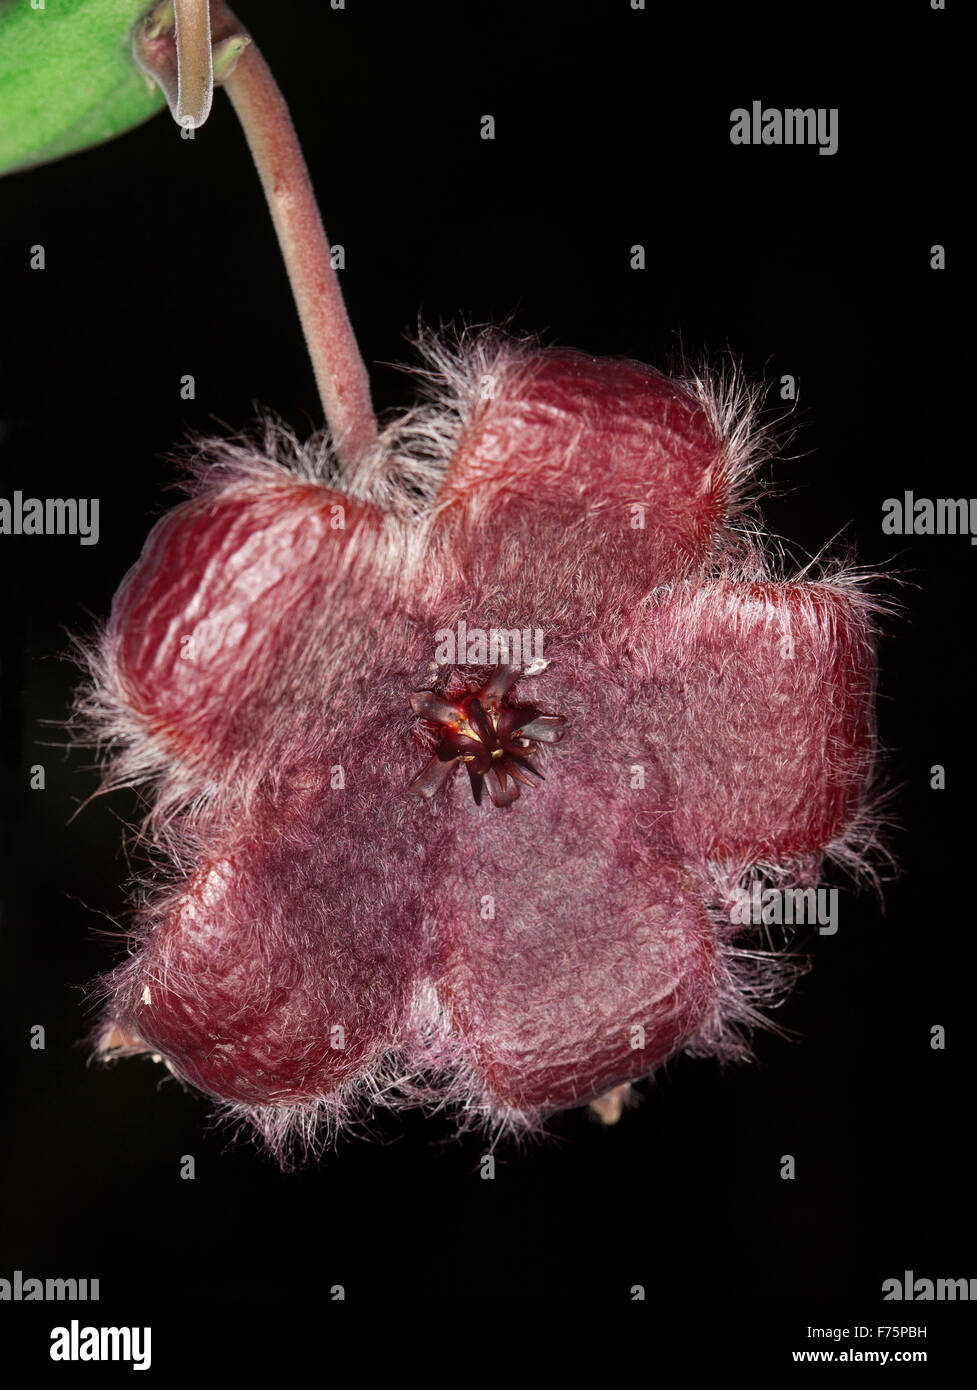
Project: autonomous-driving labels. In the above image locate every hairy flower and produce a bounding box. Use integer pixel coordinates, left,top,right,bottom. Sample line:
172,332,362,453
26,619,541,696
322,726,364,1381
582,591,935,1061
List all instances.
77,329,885,1165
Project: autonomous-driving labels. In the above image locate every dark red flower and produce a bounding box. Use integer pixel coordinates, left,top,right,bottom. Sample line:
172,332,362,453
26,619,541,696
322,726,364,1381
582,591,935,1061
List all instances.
80,331,882,1163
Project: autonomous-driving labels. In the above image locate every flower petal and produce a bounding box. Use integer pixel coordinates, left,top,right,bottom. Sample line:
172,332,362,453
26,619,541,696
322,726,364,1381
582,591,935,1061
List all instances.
102,792,425,1106
102,472,401,789
436,833,716,1113
431,348,743,609
638,577,879,862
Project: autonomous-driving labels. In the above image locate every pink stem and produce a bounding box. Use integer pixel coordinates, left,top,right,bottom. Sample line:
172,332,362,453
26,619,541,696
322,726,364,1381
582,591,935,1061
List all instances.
219,26,378,463
135,1,379,464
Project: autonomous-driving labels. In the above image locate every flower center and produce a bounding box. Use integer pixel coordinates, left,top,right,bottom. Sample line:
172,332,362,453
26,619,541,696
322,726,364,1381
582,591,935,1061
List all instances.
406,664,567,809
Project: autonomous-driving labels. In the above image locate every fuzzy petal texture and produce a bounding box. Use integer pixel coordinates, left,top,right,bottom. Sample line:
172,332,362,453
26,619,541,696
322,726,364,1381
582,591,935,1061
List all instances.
77,329,886,1164
638,578,879,864
428,349,757,619
100,785,428,1108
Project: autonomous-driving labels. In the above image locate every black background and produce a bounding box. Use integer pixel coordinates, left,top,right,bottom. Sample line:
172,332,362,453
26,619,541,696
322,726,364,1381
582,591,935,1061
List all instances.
0,0,970,1341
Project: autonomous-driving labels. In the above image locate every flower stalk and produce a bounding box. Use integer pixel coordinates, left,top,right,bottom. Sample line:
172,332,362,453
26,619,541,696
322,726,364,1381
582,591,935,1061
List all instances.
134,0,378,466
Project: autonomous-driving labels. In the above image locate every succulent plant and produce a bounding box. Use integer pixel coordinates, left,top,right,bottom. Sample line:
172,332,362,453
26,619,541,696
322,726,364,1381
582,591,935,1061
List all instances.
6,1,885,1164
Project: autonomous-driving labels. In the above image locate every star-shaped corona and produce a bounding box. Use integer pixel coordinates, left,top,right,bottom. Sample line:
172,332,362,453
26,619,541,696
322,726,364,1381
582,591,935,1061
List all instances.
407,665,567,808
